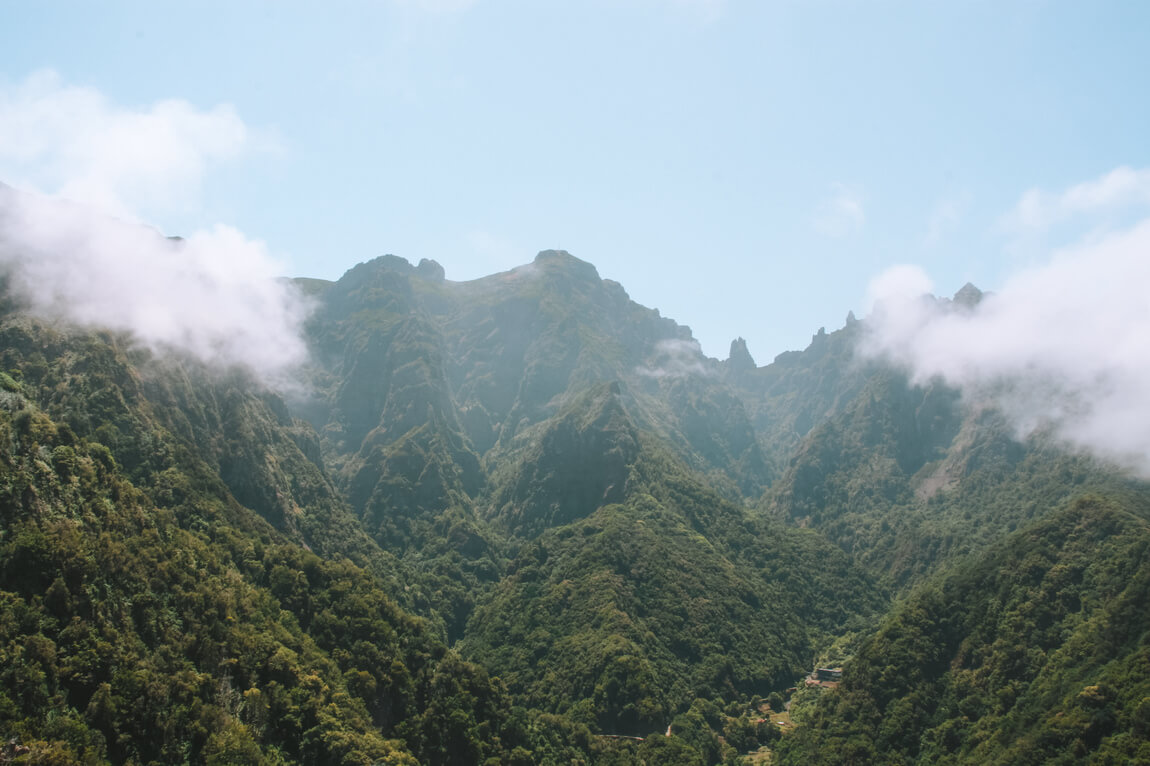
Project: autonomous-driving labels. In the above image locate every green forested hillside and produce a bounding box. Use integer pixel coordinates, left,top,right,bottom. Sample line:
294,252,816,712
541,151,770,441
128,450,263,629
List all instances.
765,362,1125,590
775,493,1150,765
1,244,1147,765
463,426,883,736
0,320,539,764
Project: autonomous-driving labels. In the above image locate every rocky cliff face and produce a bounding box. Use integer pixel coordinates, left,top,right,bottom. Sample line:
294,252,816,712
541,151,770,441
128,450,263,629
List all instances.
300,250,775,546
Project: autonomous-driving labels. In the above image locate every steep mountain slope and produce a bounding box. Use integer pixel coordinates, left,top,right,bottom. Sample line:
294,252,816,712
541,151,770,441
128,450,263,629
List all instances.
723,318,874,482
0,313,405,590
301,250,772,524
764,359,1125,589
295,255,893,736
298,251,784,647
775,491,1150,765
0,315,531,764
484,383,639,538
461,383,884,734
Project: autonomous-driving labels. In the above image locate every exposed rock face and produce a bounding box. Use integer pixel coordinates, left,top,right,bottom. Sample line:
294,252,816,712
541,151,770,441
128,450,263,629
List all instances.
726,336,757,374
532,248,601,282
416,257,446,281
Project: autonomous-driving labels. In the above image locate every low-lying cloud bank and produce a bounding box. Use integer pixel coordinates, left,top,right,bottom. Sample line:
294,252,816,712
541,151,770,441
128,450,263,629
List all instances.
0,71,307,384
0,190,310,381
862,209,1150,476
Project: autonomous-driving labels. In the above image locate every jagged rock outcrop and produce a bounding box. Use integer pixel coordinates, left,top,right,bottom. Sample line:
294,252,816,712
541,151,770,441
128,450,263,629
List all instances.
952,281,984,308
725,336,757,375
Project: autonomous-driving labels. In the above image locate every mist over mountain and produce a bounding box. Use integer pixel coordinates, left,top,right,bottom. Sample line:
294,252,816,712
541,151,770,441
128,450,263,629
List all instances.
0,184,310,384
863,218,1150,477
1,219,1148,764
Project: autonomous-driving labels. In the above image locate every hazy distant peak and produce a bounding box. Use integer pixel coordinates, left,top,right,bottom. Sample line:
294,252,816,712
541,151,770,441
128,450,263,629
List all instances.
952,282,983,308
533,249,601,281
416,258,445,282
362,253,415,273
727,336,756,372
337,254,448,289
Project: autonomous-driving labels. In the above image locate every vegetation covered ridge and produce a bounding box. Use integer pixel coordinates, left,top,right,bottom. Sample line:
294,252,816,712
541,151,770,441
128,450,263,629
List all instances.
0,249,1146,765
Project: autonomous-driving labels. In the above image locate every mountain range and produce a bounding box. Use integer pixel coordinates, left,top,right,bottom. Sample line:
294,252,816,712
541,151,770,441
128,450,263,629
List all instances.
0,242,1147,765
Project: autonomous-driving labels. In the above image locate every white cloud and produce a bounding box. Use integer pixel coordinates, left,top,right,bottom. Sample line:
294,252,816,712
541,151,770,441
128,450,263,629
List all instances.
0,69,263,219
862,212,1150,476
0,71,306,384
0,191,310,383
813,182,865,237
863,264,934,313
1004,165,1150,235
637,338,714,379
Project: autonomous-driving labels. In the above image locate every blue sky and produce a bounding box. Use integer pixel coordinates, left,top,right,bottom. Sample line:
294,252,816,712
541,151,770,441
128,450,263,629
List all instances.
2,0,1149,361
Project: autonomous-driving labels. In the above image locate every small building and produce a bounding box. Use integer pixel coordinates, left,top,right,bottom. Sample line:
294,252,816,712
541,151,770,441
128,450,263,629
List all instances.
815,667,843,682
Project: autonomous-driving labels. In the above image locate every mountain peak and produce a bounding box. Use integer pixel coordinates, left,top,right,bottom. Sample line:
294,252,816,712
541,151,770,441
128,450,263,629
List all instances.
416,258,446,282
727,337,756,372
953,282,983,308
533,249,601,281
370,253,414,272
